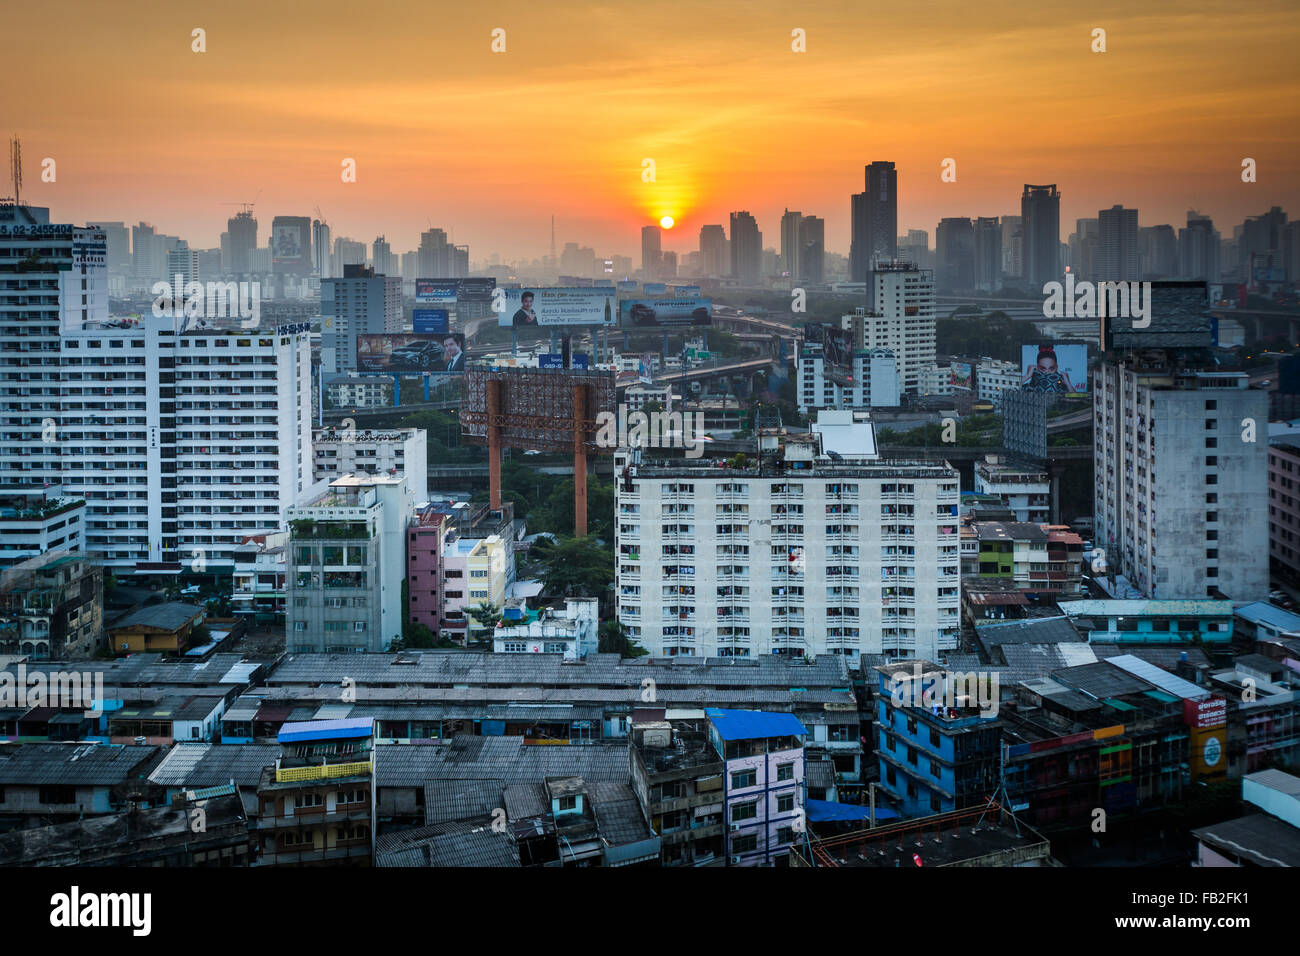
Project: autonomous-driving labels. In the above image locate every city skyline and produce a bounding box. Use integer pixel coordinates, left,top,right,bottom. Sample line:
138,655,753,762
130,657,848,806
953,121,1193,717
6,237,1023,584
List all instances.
8,0,1299,261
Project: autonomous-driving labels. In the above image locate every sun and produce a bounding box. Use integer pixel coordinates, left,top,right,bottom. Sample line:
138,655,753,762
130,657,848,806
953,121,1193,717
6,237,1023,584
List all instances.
660,215,674,229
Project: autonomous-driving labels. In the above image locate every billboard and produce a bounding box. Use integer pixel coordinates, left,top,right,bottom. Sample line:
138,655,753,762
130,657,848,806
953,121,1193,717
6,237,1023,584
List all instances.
620,297,713,328
271,219,309,270
358,333,466,373
617,280,639,293
1021,343,1088,395
499,288,617,328
456,277,496,303
539,354,564,369
949,362,972,390
413,309,449,334
642,282,668,296
415,279,457,303
573,353,590,370
668,285,702,296
803,323,852,386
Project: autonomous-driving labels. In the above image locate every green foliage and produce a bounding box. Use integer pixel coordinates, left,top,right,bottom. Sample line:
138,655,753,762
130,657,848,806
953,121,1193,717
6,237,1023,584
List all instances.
935,312,1021,363
530,535,614,606
878,413,1002,447
477,460,615,543
399,408,484,464
598,619,648,658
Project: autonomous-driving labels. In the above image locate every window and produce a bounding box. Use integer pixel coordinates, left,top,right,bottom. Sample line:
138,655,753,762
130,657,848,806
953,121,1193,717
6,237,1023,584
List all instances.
777,793,795,813
297,791,323,808
732,834,758,853
732,800,758,822
731,769,757,789
557,795,577,812
776,763,794,782
777,826,795,845
39,786,77,805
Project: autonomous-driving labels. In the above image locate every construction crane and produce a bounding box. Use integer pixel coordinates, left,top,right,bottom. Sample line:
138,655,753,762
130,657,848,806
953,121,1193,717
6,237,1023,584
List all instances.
5,135,22,205
219,188,262,216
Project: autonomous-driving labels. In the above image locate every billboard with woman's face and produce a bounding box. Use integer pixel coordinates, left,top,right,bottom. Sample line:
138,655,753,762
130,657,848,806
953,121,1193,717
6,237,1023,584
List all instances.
1021,344,1087,395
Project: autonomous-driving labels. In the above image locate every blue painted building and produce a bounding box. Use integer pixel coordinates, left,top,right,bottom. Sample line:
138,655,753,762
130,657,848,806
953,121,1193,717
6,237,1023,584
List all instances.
1056,599,1234,644
873,662,1001,818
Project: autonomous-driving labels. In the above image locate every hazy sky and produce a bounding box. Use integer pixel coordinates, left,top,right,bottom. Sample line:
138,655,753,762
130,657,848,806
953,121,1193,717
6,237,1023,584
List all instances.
9,0,1299,262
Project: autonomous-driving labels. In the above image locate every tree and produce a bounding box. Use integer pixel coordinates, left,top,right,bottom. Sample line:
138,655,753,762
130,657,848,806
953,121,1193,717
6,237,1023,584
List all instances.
599,619,648,658
468,602,501,640
531,535,614,607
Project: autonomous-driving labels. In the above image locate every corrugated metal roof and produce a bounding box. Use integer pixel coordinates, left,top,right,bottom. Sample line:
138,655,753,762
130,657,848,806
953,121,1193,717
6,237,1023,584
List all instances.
0,743,159,785
1107,654,1209,701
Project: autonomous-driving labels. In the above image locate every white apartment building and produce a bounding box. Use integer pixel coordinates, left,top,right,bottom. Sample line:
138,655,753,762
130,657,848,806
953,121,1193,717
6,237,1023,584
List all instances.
286,474,413,652
1,205,319,572
313,427,427,495
840,264,936,394
615,411,961,661
974,456,1050,523
976,358,1021,408
1094,359,1268,601
492,597,600,659
917,365,955,397
624,384,673,412
325,373,393,409
798,346,900,411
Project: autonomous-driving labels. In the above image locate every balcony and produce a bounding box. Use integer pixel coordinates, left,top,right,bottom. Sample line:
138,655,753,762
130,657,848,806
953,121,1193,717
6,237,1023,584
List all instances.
276,760,373,784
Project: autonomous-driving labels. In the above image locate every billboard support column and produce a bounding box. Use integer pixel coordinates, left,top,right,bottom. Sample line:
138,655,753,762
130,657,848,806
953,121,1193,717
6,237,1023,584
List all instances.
393,373,401,407
573,383,588,538
488,379,503,510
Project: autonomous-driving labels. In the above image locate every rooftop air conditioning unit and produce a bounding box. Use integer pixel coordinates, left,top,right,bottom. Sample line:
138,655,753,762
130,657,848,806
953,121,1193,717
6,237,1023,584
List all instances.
729,855,742,865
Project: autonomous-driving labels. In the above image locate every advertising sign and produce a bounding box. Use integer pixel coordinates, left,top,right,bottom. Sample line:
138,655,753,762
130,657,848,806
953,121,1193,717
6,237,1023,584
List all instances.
619,297,713,328
358,333,466,372
642,282,668,296
455,277,496,303
1021,343,1088,395
415,279,457,303
1183,695,1227,730
949,361,972,390
617,280,639,293
668,285,702,296
803,322,853,385
572,353,590,370
271,221,307,267
413,309,449,334
539,354,564,369
499,288,617,328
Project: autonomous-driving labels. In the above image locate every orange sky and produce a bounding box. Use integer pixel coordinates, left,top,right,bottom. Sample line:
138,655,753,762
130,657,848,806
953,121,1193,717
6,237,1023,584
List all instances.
9,0,1300,261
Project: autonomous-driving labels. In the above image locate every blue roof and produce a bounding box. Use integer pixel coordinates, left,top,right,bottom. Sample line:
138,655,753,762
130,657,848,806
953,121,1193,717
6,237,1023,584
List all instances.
806,798,898,823
277,717,375,743
1235,601,1300,633
706,708,807,741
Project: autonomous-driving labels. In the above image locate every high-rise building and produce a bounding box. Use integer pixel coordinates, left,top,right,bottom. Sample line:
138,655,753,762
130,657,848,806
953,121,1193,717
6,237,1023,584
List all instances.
799,215,825,283
935,218,974,292
661,250,677,278
842,263,936,394
87,221,130,275
165,244,199,288
1097,205,1140,281
371,236,395,277
1178,211,1220,283
641,225,662,280
333,237,367,277
1239,206,1289,281
613,412,962,661
321,264,402,373
417,228,467,278
897,229,930,272
972,217,1002,292
1069,218,1100,281
1,205,316,571
271,215,312,278
312,219,332,278
780,209,802,279
699,224,728,276
226,209,258,276
131,222,157,282
1094,282,1267,601
1000,216,1023,280
729,211,762,285
1138,225,1178,279
1021,184,1061,288
849,161,898,281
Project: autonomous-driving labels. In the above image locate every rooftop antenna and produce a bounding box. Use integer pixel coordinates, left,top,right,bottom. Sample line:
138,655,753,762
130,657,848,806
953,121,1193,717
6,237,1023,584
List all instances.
8,135,22,206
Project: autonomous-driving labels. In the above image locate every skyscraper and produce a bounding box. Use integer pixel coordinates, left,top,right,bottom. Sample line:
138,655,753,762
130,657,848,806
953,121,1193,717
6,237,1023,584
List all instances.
321,264,402,374
1178,211,1220,283
271,215,313,278
935,217,974,293
799,215,825,283
1138,224,1178,279
131,222,157,282
1000,216,1023,279
226,209,257,275
312,219,332,278
372,236,395,276
850,161,898,281
729,211,762,285
418,227,467,277
1069,218,1100,281
973,217,1002,292
87,221,130,275
780,209,802,278
699,224,728,277
1097,205,1140,281
1021,184,1061,288
641,224,662,280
